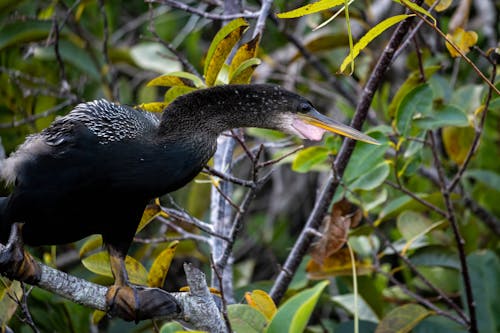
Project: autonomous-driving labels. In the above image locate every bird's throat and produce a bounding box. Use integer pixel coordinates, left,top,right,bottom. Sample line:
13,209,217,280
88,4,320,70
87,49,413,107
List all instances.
291,119,326,141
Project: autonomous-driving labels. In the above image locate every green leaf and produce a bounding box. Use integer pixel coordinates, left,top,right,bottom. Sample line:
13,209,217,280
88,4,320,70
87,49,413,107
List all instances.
348,160,390,191
246,128,288,141
81,251,148,285
462,250,500,333
159,321,185,333
34,40,100,80
0,20,54,50
464,169,500,192
291,146,330,173
332,294,379,323
290,33,350,62
165,85,197,103
413,105,469,130
229,57,261,84
130,43,182,73
388,66,441,117
414,316,468,333
394,84,433,136
266,280,329,333
276,0,345,19
375,304,432,333
147,71,205,88
204,18,249,86
378,192,451,222
339,15,413,73
410,246,460,270
228,304,268,333
343,142,387,183
396,211,433,241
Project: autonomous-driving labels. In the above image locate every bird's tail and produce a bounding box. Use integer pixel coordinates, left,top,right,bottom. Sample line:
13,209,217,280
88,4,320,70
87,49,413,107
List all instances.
0,196,9,244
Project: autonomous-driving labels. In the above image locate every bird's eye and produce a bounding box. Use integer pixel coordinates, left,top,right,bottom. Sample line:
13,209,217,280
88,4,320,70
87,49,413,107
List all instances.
299,102,311,113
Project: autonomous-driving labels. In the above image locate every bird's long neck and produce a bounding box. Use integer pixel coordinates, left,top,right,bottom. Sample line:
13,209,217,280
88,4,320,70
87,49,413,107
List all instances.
157,84,286,140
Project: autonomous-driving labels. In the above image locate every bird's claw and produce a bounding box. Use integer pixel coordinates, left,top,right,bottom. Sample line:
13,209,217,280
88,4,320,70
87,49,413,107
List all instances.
106,284,181,322
106,284,140,322
0,224,41,284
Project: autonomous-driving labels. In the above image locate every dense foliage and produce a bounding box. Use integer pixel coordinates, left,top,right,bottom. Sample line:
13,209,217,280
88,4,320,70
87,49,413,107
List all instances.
0,0,499,332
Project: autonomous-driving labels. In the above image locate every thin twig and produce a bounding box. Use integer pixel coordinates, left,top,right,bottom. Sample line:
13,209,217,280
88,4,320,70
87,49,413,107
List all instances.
210,255,232,333
252,0,273,39
157,215,212,244
146,0,260,20
373,258,467,325
428,132,477,333
402,2,500,96
203,166,255,188
257,145,304,169
367,218,469,323
384,180,448,217
0,100,76,129
447,60,497,192
147,3,202,77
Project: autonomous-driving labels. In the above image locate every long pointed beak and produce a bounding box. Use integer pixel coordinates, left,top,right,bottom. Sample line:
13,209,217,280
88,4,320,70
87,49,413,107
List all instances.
297,109,380,145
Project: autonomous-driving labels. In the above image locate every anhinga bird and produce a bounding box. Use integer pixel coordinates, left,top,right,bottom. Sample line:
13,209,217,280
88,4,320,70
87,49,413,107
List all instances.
0,84,377,320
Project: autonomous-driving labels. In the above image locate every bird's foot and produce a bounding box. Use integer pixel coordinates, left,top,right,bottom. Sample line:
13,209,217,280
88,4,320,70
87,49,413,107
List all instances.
106,284,139,322
106,284,180,322
0,224,41,284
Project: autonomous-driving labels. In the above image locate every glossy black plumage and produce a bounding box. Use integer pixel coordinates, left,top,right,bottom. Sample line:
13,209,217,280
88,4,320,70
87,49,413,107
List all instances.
0,84,377,310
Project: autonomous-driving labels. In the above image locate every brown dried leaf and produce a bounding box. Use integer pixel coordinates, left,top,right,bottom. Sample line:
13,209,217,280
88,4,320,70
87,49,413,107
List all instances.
310,199,362,264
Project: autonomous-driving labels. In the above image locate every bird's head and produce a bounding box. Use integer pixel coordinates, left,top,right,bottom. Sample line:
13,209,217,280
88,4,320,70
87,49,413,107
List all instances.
160,84,379,145
219,84,379,145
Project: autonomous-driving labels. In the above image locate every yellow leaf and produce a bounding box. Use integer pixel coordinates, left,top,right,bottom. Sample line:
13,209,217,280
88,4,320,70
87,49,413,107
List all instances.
244,290,277,320
0,279,22,325
228,34,260,80
146,71,204,88
137,102,168,113
136,203,161,234
148,241,179,288
394,0,436,25
178,286,221,296
81,251,148,285
339,14,413,74
276,0,345,19
92,310,106,324
424,0,452,12
442,125,475,165
445,27,478,58
306,248,372,279
204,18,249,86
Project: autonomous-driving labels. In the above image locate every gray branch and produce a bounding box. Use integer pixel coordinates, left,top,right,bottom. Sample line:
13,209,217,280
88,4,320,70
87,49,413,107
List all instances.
0,243,225,331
